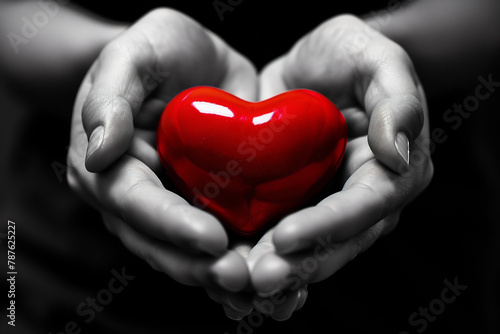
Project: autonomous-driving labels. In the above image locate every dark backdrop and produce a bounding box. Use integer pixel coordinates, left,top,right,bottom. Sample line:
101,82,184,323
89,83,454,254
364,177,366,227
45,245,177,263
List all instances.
1,1,499,333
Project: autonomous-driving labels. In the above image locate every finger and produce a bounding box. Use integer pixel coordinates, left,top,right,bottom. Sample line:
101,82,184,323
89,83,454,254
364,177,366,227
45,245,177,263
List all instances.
232,242,253,259
104,213,248,291
80,8,243,172
247,230,287,296
341,107,369,139
364,67,426,174
71,81,229,256
317,15,426,173
338,136,374,183
80,9,190,171
80,45,144,173
251,251,298,296
246,228,276,271
105,156,228,255
210,249,251,292
125,129,162,174
259,58,369,138
252,221,386,295
75,150,228,255
353,28,426,173
70,130,163,206
275,15,426,174
134,97,169,130
273,154,426,254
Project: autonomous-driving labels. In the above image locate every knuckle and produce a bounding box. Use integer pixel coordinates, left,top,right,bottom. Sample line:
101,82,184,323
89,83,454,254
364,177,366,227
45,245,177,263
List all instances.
329,14,363,27
388,41,410,61
353,180,389,219
142,7,192,30
119,178,148,210
365,39,411,73
81,94,110,129
145,7,179,21
372,93,425,141
378,36,412,64
100,40,122,57
83,91,109,109
98,40,130,67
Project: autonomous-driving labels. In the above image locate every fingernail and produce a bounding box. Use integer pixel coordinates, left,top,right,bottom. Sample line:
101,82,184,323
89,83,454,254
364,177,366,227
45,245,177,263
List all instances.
87,126,104,158
395,131,410,168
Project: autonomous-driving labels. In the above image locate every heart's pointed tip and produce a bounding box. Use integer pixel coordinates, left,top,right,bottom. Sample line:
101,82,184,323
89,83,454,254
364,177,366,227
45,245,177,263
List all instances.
221,220,269,238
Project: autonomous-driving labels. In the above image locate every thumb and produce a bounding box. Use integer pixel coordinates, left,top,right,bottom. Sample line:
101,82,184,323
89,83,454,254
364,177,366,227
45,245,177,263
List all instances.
80,8,247,172
80,38,151,172
366,83,428,174
82,92,136,173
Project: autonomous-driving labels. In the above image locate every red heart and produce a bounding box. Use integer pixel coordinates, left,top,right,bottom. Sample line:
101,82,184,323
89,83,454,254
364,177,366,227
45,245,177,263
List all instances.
157,86,347,236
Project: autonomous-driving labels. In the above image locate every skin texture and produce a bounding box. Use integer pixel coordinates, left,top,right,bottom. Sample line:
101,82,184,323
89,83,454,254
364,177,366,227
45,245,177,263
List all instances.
238,14,433,319
68,8,258,294
66,9,432,320
17,0,500,322
4,0,499,323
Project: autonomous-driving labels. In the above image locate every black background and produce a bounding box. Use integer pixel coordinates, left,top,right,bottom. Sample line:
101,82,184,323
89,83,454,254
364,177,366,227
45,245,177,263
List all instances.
1,1,499,333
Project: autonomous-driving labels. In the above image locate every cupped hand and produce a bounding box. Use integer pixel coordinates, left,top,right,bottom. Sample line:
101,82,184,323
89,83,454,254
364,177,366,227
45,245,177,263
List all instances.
242,14,433,317
68,11,433,320
67,8,257,294
205,235,309,321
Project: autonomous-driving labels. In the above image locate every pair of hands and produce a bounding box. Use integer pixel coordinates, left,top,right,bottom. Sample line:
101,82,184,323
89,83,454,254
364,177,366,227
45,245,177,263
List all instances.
68,8,433,320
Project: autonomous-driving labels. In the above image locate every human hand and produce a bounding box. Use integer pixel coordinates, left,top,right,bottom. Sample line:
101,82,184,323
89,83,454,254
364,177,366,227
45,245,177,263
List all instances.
235,14,434,318
67,8,257,293
205,235,309,321
0,2,125,111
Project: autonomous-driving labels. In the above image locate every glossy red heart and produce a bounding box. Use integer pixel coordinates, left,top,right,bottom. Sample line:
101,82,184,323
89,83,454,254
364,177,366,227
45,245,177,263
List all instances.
157,86,347,236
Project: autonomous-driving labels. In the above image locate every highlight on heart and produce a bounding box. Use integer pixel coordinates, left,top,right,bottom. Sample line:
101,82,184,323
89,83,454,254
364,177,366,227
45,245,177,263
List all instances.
189,108,297,210
156,86,347,235
8,0,497,331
